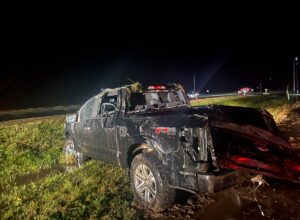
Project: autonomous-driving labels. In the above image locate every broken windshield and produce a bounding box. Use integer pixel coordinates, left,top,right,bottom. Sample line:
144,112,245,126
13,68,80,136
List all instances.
129,90,188,112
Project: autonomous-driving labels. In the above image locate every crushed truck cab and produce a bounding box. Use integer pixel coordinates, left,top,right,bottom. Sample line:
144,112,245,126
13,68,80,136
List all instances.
64,83,300,212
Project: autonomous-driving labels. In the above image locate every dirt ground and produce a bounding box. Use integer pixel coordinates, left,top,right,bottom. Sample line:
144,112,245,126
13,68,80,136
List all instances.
141,102,300,220
140,176,300,220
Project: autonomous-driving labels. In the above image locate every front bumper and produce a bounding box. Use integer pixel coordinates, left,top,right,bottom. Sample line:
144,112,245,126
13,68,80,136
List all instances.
197,170,240,193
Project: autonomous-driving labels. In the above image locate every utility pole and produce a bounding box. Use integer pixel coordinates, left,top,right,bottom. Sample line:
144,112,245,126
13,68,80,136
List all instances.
293,56,299,93
296,57,299,94
293,57,296,93
193,73,196,93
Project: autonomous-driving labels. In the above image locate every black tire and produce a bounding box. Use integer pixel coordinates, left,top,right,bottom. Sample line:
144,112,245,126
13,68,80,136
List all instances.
130,151,175,212
63,140,88,167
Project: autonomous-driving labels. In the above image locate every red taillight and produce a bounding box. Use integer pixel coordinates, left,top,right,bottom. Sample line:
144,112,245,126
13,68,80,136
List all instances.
148,85,166,90
285,160,300,173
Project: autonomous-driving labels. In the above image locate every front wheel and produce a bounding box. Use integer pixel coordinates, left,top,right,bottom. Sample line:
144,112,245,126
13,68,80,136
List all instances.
130,151,175,212
63,140,88,167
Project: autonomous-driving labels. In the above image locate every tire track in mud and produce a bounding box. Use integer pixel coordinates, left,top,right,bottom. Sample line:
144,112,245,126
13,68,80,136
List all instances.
136,191,215,220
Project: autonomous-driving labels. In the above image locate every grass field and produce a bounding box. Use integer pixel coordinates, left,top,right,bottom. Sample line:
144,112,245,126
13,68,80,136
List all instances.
191,94,294,122
0,117,136,219
0,95,297,219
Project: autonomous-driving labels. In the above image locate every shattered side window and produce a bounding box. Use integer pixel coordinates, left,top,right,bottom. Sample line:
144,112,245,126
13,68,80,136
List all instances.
79,97,96,121
145,93,160,103
175,90,187,104
157,92,169,103
102,95,118,105
128,93,146,111
102,103,116,115
174,91,181,102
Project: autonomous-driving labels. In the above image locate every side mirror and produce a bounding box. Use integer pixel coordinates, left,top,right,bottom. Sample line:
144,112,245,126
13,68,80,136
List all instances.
66,113,78,123
101,103,116,116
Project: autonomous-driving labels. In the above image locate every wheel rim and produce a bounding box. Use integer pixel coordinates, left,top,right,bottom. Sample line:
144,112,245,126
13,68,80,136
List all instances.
64,142,77,155
134,164,157,203
64,142,81,167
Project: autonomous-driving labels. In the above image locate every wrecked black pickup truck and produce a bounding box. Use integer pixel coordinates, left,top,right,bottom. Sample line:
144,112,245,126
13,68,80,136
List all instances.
64,83,300,212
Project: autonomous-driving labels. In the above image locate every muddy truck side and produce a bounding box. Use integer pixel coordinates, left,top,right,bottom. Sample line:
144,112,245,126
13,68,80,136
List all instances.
64,83,300,212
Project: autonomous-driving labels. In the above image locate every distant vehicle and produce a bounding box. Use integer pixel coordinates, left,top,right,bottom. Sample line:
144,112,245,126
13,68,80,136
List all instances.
187,91,200,99
238,87,253,96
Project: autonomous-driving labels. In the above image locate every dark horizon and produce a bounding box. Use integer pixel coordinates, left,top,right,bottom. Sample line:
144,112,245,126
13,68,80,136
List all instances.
1,19,300,110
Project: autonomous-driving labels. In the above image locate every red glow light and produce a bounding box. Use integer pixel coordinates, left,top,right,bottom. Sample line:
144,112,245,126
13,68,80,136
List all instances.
286,160,300,173
230,155,275,171
148,85,166,90
235,157,249,163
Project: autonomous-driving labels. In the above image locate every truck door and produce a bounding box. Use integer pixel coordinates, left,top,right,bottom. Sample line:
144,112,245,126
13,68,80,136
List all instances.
88,91,120,165
74,96,96,155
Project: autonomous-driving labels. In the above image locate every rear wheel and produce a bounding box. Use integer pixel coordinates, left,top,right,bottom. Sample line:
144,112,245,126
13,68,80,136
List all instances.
130,151,175,212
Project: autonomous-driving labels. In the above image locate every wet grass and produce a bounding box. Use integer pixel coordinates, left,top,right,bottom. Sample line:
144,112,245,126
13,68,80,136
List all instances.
1,161,135,219
0,117,65,190
0,117,136,219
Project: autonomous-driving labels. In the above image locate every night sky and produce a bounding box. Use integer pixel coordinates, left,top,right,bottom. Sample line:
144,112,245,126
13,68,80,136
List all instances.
1,13,300,110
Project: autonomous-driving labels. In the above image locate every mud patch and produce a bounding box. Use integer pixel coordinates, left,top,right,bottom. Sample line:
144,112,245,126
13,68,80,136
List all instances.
15,164,65,186
236,178,300,219
138,191,214,219
141,175,300,219
195,187,252,220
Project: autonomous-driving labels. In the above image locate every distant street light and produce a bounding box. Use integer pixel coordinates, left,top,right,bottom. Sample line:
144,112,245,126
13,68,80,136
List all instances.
297,57,299,94
193,73,196,93
293,56,299,94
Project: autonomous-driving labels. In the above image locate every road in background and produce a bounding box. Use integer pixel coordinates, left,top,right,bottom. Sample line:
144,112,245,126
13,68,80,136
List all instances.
0,105,80,122
0,91,289,122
